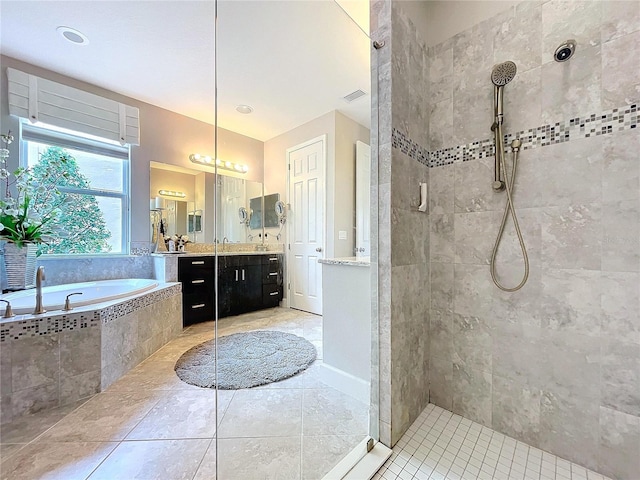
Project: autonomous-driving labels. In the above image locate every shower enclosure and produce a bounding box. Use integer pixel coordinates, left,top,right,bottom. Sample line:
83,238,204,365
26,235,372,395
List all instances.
374,1,640,479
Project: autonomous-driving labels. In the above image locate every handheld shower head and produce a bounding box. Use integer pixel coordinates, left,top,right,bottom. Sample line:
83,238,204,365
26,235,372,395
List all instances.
491,60,517,125
491,60,517,193
491,61,517,86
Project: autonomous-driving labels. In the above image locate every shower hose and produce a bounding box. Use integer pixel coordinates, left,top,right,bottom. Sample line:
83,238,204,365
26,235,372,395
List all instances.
490,124,529,292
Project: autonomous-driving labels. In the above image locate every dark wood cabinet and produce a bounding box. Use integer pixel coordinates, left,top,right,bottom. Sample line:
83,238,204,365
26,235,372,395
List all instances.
178,256,215,326
178,253,283,325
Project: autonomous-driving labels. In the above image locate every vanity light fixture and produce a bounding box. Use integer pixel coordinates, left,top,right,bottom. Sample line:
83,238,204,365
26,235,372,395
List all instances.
189,153,249,174
158,189,186,199
57,26,90,45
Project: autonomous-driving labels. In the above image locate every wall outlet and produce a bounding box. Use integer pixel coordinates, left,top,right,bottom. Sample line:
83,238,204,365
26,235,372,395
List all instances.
338,230,347,240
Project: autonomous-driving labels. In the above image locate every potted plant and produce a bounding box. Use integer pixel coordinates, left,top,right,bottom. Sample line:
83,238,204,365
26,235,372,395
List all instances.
0,131,67,290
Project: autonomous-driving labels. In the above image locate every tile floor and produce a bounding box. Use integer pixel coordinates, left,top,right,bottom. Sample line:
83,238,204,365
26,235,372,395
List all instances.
0,307,369,480
374,404,612,480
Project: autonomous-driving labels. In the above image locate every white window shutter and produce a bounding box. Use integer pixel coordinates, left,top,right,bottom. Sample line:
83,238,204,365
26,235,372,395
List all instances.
7,67,140,146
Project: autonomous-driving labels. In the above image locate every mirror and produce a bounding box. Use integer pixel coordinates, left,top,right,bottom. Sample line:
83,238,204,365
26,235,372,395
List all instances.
247,193,280,229
164,200,188,236
275,200,286,220
188,210,202,233
216,175,263,243
263,193,281,229
150,162,265,244
238,207,249,225
250,193,280,229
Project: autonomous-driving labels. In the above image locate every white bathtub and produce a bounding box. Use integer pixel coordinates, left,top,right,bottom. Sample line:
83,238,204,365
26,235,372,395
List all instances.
0,278,159,315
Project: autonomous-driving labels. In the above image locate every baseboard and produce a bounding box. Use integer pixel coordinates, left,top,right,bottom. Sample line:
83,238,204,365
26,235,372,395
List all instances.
322,437,392,480
319,363,370,404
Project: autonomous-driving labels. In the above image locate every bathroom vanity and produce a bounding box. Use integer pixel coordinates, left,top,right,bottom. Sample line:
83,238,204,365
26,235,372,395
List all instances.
155,250,284,325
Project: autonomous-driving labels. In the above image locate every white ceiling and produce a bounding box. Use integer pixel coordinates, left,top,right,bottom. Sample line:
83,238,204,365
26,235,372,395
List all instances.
0,0,371,142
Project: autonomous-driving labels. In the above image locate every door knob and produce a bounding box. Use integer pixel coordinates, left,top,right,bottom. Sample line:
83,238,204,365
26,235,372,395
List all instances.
315,247,322,252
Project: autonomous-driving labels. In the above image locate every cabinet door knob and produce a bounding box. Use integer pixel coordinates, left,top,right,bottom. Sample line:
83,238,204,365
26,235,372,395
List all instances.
191,261,205,265
191,304,206,309
191,279,205,284
315,247,322,252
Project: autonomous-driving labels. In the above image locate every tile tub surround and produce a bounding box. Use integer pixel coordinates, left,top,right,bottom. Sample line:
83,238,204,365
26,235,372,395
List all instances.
0,283,182,424
377,0,640,478
36,255,153,287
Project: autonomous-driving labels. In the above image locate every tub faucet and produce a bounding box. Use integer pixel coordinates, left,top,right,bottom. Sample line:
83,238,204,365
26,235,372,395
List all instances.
33,266,46,315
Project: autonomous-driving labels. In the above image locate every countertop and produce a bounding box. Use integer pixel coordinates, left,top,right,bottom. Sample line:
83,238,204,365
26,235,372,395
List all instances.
319,256,370,267
152,250,283,257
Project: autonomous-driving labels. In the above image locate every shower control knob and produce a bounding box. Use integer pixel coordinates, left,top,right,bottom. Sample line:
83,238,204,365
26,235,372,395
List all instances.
493,180,505,192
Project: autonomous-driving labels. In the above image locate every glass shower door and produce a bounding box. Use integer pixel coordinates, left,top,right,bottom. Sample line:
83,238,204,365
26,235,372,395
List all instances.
214,1,377,478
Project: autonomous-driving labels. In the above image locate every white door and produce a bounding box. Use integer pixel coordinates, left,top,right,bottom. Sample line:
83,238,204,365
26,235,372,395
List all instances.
287,135,326,315
356,141,371,257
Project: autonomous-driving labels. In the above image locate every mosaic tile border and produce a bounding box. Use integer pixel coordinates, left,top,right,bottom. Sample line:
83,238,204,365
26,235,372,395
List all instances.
0,310,100,342
0,283,182,342
393,102,638,168
99,283,182,325
391,129,430,166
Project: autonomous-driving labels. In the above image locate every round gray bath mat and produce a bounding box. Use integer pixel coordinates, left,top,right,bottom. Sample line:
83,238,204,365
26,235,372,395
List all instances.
174,330,317,389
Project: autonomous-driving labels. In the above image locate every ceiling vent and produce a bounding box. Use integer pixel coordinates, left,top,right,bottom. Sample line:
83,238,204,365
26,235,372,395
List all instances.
342,89,367,103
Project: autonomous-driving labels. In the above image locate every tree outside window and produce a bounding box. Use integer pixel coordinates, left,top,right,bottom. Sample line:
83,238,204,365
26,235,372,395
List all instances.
31,147,112,255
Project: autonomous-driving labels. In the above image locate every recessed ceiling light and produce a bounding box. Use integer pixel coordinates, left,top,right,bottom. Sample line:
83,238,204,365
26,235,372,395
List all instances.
57,26,89,45
236,105,253,114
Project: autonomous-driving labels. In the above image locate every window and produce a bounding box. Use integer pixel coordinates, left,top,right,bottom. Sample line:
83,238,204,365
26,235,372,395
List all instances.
21,123,129,254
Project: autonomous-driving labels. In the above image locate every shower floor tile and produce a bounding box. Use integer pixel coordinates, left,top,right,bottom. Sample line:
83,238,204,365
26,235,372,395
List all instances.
374,404,612,480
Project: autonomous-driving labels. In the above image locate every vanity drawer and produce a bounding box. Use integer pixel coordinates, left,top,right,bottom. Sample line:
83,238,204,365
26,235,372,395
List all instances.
261,254,281,265
262,284,282,306
179,256,214,274
262,264,280,283
182,293,214,324
180,275,214,295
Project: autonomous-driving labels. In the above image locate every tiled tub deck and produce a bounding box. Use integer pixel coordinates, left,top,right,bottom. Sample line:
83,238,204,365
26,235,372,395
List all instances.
0,282,182,425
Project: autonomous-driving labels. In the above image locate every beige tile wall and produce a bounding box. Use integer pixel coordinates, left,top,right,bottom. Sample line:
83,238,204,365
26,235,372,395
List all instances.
373,0,638,478
426,2,640,479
